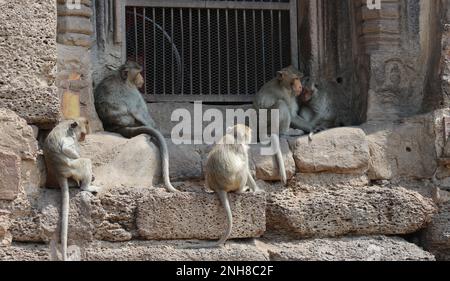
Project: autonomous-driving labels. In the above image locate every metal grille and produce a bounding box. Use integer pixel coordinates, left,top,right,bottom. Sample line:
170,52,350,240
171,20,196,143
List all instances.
124,0,297,102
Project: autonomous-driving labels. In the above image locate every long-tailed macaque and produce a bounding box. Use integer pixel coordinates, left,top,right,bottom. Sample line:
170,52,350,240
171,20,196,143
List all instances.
94,61,177,193
188,125,260,248
253,66,305,184
43,118,101,261
297,77,336,133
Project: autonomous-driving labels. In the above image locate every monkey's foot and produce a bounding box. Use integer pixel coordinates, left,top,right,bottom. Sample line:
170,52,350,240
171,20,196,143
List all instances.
237,186,252,194
81,185,103,194
281,129,305,137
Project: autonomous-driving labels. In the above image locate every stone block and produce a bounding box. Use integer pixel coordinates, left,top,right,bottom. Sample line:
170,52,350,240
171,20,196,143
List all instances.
267,181,437,238
250,138,296,182
137,189,266,240
289,127,369,174
0,151,21,201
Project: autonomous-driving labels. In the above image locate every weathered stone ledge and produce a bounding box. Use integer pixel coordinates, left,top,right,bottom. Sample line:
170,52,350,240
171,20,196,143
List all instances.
0,236,435,261
267,180,437,238
5,186,265,243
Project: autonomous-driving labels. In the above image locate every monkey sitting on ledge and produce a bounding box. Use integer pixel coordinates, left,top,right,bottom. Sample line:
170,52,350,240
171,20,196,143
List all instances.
94,61,178,193
297,77,337,136
43,117,101,261
253,66,305,184
186,124,260,248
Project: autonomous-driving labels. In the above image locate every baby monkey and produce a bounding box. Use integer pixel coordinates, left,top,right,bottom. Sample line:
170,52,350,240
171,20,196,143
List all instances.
43,117,101,261
189,124,260,248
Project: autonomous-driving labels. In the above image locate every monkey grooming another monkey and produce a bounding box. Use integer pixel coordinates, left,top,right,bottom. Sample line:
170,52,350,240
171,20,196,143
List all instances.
297,77,336,138
94,61,177,193
188,125,260,248
253,66,305,184
43,118,101,261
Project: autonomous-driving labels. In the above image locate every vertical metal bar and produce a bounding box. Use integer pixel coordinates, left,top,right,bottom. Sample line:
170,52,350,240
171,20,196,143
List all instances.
226,9,230,96
217,9,221,95
270,9,274,76
162,8,166,95
133,7,138,62
290,0,299,69
261,9,266,82
243,10,248,94
235,9,240,96
207,9,211,95
279,9,282,69
189,8,193,95
198,9,202,96
143,8,147,95
180,8,184,96
253,9,257,93
153,8,156,95
171,8,174,95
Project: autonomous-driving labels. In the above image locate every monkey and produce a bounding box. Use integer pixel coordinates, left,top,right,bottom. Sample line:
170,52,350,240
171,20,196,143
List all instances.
43,117,101,261
187,125,260,248
297,77,337,137
253,65,306,184
94,61,177,193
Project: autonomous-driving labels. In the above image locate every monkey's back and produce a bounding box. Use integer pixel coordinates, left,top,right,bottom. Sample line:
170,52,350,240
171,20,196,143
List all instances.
44,121,77,176
254,79,291,109
205,144,248,193
94,72,154,131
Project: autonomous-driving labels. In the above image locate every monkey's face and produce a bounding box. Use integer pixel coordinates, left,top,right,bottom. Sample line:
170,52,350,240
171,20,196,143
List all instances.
299,76,316,103
291,78,303,97
120,61,144,89
134,72,144,89
71,118,89,142
299,87,313,103
277,71,302,96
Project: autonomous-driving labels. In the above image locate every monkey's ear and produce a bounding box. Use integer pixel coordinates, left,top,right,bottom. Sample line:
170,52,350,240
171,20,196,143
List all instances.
70,122,78,129
276,71,286,81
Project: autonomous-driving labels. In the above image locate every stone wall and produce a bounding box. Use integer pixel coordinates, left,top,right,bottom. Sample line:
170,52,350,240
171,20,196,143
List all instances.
0,0,60,129
0,113,444,260
56,0,103,132
299,0,445,124
298,0,367,126
1,0,450,261
440,0,450,109
360,0,443,121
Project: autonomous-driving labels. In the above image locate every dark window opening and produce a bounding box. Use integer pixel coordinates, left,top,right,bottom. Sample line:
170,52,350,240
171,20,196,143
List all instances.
125,1,297,103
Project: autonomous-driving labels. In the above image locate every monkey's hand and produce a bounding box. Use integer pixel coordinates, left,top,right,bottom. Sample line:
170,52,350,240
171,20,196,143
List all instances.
61,137,81,159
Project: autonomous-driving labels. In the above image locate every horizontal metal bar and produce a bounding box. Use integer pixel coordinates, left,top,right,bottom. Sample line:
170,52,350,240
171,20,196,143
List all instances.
125,0,291,11
144,95,256,103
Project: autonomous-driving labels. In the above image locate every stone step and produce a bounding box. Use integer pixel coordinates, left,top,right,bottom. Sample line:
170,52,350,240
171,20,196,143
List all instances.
0,236,435,261
266,177,437,238
136,188,266,240
5,180,437,244
7,186,265,243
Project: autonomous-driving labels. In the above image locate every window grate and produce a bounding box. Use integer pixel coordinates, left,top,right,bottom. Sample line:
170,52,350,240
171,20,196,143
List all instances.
124,0,297,102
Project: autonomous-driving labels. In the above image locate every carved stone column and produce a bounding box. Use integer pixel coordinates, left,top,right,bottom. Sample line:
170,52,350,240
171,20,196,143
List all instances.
357,0,443,122
56,0,103,132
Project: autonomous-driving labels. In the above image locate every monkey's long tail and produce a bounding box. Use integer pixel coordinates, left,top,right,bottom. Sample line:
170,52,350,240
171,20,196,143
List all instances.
215,190,233,246
60,180,69,262
271,134,287,185
183,190,232,249
116,126,178,193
